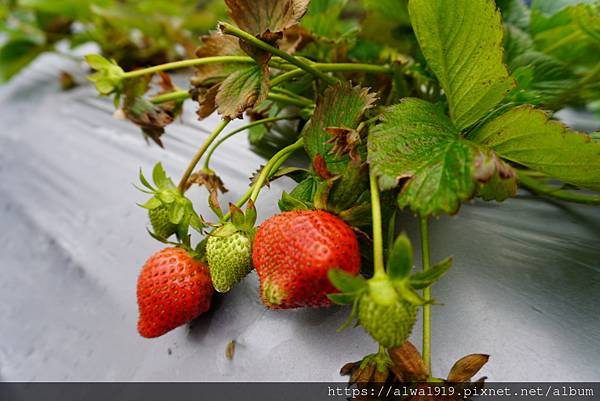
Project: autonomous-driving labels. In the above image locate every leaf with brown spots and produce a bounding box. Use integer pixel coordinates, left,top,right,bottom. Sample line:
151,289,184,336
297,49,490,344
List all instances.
224,0,310,36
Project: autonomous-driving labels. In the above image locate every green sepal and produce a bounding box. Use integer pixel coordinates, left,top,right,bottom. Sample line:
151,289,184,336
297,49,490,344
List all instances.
328,269,367,293
336,296,361,332
410,256,453,290
387,233,413,281
394,279,427,306
169,201,186,224
327,292,362,305
212,222,239,237
152,162,175,189
139,168,156,191
230,203,245,227
189,211,205,233
158,190,176,204
243,200,257,229
140,197,161,210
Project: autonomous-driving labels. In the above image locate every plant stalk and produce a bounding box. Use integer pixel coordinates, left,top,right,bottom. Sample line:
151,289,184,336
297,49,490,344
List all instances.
518,173,600,206
219,22,337,85
369,173,385,278
419,215,432,376
177,119,231,192
203,115,300,170
123,56,254,79
249,139,304,202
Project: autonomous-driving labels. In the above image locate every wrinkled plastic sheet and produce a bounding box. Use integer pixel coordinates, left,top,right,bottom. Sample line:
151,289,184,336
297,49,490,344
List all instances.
0,55,599,381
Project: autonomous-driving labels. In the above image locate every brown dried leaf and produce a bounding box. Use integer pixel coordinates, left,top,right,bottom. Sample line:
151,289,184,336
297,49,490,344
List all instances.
224,0,310,35
187,171,228,193
447,354,489,383
325,127,362,162
192,84,220,120
193,32,246,85
388,341,429,382
122,75,175,148
279,25,313,54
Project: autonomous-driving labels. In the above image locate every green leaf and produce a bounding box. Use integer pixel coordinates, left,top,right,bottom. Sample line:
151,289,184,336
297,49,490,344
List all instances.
278,191,312,212
368,98,479,216
328,269,367,293
387,233,413,281
408,0,515,130
0,39,45,82
302,0,352,39
469,105,600,192
410,256,452,290
215,65,269,120
85,54,125,96
302,82,376,174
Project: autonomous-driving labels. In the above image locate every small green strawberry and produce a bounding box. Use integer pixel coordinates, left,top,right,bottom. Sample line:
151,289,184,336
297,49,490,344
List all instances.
206,202,257,293
357,281,418,348
328,233,452,348
138,163,205,242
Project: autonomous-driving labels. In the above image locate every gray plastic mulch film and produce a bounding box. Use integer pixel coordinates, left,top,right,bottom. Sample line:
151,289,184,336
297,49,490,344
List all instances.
0,55,599,381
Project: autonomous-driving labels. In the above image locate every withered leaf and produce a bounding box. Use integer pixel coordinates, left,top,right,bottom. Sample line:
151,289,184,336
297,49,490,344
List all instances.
325,127,362,162
447,354,489,383
186,171,228,194
123,74,176,147
192,84,220,120
388,341,429,382
193,32,247,86
224,0,310,36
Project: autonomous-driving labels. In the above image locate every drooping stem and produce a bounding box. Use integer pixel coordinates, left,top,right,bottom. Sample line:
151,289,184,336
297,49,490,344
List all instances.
219,22,338,85
369,173,385,278
518,172,600,206
419,215,432,376
151,90,190,104
220,138,304,222
249,138,304,202
123,56,254,79
203,115,300,171
177,119,231,192
150,90,313,108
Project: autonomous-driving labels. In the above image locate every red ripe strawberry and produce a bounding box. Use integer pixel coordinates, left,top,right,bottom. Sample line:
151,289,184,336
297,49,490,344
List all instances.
137,247,213,338
253,210,361,309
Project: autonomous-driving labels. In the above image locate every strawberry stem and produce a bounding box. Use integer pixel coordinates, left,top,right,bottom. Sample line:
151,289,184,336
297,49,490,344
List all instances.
203,115,301,171
177,118,231,193
249,138,304,202
369,173,386,278
419,215,432,376
122,56,255,79
219,22,338,85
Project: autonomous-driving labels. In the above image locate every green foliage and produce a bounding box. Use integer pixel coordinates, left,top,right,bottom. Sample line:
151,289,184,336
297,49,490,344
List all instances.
408,0,515,130
469,106,600,191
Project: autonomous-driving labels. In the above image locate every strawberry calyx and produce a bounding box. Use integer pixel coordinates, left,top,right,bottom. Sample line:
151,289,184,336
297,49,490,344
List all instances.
138,162,206,244
328,233,453,338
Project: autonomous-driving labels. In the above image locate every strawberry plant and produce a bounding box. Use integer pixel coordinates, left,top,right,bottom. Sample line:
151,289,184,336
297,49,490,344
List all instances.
83,0,599,385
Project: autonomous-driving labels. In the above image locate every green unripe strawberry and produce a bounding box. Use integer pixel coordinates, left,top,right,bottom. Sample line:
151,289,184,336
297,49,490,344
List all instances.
358,292,418,348
148,205,177,239
206,227,253,293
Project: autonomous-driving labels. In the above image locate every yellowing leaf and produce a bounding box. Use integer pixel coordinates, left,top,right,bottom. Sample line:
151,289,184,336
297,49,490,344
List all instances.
215,65,269,119
469,105,600,192
408,0,515,130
